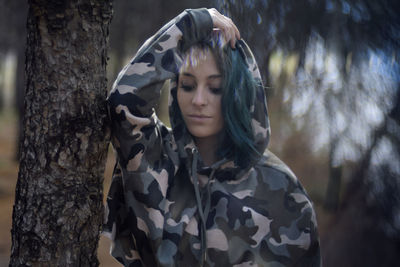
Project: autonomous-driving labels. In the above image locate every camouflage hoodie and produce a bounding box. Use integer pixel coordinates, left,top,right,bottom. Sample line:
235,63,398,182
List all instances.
104,8,321,267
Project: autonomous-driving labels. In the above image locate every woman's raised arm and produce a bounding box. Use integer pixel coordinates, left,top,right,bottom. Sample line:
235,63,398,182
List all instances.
107,9,213,171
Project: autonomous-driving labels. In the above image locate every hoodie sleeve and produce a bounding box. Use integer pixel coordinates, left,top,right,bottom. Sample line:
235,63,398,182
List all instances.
107,8,213,172
293,198,322,267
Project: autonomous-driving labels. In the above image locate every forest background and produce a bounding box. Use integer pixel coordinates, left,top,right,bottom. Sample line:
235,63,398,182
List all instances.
0,0,399,266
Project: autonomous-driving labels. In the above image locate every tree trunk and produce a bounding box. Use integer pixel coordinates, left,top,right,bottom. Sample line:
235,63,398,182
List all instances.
323,160,342,211
324,97,342,212
10,0,112,266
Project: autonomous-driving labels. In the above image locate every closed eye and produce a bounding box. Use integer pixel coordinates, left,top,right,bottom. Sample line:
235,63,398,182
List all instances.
180,84,195,92
210,87,223,95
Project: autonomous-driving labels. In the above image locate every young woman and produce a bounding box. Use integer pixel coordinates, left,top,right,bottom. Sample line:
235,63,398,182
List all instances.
103,8,321,266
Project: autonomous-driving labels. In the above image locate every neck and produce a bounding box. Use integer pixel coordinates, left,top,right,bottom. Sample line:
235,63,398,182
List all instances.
194,135,219,167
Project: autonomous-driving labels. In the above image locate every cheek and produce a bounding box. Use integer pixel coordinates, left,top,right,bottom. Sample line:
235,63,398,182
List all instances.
214,97,223,118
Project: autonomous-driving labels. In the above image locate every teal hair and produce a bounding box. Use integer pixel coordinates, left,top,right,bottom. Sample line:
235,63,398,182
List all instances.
218,45,260,167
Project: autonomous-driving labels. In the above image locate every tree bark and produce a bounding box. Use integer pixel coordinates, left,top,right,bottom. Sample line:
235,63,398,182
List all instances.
10,0,112,266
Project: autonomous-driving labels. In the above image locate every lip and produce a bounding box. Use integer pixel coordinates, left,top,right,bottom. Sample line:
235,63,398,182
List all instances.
187,114,212,122
189,114,211,118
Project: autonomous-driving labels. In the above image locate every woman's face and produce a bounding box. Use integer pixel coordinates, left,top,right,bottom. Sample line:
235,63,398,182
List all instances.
177,51,224,142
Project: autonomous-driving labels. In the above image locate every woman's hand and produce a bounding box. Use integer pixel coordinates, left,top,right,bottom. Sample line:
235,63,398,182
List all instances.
208,8,241,49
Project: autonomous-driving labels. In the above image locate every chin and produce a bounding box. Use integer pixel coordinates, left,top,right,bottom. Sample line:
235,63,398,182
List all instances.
190,132,213,139
187,128,222,140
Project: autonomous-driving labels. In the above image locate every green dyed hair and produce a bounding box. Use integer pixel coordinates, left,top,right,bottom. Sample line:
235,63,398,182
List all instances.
218,44,260,167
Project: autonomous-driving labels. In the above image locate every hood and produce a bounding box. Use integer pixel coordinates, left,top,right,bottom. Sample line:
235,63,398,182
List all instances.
168,39,270,175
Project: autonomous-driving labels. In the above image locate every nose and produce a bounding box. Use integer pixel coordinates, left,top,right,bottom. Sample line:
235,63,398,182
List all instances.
192,86,207,106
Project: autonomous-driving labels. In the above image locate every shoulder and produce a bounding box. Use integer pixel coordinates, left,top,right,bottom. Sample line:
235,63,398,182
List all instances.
222,150,321,264
254,150,316,218
253,150,308,199
257,150,298,184
248,150,320,263
253,149,318,241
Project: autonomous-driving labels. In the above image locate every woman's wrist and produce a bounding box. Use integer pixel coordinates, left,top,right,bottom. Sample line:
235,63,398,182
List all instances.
184,8,213,41
207,8,241,48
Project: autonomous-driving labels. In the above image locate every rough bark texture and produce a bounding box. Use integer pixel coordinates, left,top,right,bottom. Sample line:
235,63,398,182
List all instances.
10,0,112,266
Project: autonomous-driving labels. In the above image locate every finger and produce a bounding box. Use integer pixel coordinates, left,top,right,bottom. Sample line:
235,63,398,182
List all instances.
225,16,240,40
220,19,234,42
226,25,237,48
232,22,241,40
223,29,232,46
231,33,237,48
211,13,237,47
225,26,237,48
230,38,236,49
221,17,239,46
223,29,236,49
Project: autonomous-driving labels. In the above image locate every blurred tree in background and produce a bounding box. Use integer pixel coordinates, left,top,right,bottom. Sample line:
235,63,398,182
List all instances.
0,0,27,159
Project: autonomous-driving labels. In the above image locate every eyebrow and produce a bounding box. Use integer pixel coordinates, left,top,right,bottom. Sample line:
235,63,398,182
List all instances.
181,72,222,80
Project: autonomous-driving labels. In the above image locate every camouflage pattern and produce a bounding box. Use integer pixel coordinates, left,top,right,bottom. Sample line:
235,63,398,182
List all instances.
103,8,321,267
